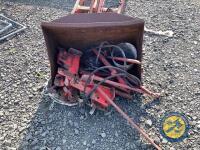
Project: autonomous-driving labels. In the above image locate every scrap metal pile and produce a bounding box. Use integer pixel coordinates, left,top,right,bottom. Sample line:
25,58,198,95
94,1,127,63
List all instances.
53,42,160,108
50,42,161,150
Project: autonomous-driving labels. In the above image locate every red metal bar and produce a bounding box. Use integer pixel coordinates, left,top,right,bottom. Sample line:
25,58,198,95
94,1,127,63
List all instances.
82,74,143,93
97,88,162,150
115,90,132,100
107,56,141,65
81,74,160,98
140,86,160,98
97,0,105,13
69,79,115,108
71,0,84,14
72,0,126,14
117,0,125,14
89,0,96,13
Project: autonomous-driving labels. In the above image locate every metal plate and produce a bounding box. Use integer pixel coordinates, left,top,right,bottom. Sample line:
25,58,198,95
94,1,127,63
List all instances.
0,14,26,42
0,20,12,34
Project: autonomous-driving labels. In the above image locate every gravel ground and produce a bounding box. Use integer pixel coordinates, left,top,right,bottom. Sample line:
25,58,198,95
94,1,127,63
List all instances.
0,0,200,150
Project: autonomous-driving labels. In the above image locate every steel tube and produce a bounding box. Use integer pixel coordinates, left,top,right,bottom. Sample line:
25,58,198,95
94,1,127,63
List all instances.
107,56,141,65
97,88,162,150
82,74,159,98
0,20,12,34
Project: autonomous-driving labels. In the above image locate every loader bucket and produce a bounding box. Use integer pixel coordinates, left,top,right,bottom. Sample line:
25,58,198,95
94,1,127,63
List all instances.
41,13,144,84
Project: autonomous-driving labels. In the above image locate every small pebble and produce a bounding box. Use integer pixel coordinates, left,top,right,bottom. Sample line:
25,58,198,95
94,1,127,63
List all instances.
55,146,61,150
74,129,79,135
100,133,106,138
92,139,96,144
74,122,79,128
114,132,119,137
62,139,67,144
68,120,73,126
162,138,168,144
145,119,153,127
3,139,11,146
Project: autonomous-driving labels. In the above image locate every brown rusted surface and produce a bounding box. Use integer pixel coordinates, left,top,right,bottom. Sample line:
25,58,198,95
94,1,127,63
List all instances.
41,13,144,84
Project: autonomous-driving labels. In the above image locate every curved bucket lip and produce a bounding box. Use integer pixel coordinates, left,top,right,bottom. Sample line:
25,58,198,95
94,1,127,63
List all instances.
41,13,144,28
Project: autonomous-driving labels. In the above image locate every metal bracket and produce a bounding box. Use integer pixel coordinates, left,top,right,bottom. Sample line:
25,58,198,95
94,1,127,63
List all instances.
0,14,26,42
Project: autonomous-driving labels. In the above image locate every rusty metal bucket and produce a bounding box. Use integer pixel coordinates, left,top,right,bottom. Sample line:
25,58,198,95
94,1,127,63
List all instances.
41,13,144,83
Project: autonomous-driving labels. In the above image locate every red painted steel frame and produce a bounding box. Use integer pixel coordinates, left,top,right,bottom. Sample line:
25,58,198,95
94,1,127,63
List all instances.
71,0,125,14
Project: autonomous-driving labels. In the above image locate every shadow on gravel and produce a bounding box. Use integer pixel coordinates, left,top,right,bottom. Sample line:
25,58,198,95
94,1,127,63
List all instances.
19,94,160,150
